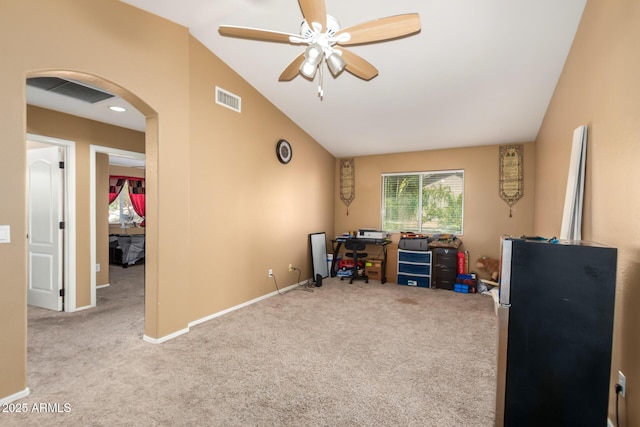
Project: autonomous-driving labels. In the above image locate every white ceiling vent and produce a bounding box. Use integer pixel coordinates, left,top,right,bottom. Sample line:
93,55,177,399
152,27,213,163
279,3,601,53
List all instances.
215,86,241,113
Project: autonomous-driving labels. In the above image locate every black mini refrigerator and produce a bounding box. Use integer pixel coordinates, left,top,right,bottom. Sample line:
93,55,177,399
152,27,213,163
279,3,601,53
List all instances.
495,238,617,427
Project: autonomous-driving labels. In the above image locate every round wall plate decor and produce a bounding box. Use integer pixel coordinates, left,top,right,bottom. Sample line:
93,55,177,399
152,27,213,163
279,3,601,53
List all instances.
276,139,292,164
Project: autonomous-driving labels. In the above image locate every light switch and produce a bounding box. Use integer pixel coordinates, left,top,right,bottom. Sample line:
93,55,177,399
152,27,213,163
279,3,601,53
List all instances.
0,225,11,243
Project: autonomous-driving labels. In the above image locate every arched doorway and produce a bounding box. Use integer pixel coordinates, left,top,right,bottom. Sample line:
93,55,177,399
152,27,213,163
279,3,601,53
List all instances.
25,70,158,337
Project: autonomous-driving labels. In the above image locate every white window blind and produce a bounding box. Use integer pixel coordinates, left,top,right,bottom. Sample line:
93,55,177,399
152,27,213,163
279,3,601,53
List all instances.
382,170,464,234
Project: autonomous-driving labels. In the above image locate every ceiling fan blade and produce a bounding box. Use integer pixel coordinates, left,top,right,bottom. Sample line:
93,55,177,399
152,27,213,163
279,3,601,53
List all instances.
279,54,305,81
219,25,299,43
339,49,379,81
336,13,421,46
298,0,326,30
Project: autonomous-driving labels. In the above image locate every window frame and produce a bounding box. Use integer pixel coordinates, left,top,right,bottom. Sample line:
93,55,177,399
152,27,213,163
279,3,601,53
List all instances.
381,169,464,235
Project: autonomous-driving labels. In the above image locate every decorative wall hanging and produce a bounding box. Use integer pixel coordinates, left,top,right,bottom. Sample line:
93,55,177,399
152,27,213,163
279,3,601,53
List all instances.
339,158,355,215
499,144,524,217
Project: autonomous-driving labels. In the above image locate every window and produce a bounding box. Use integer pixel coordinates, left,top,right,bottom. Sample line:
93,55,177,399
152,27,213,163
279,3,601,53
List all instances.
109,181,144,227
382,170,464,234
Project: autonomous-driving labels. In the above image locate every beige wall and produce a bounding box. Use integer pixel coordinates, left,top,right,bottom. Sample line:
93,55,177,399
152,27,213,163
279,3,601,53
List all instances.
1,2,191,400
534,0,640,423
0,0,335,401
0,0,191,398
334,143,535,278
187,37,335,321
109,165,146,179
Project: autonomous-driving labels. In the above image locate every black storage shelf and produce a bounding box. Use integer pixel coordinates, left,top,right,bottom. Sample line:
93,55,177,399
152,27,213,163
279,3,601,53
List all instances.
433,247,458,290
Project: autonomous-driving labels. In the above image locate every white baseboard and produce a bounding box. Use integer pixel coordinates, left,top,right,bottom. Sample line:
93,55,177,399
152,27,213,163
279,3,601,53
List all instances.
96,283,110,289
188,282,300,328
0,387,30,405
72,304,94,312
143,281,303,344
143,327,190,344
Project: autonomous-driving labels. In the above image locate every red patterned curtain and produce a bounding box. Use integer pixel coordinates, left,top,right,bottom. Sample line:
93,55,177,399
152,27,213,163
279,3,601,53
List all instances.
109,176,127,204
127,177,146,227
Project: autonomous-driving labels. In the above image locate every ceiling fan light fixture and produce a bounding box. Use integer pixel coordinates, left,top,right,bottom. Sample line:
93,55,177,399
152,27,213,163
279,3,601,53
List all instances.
305,43,323,62
326,52,346,76
300,43,324,78
300,61,319,79
218,6,422,96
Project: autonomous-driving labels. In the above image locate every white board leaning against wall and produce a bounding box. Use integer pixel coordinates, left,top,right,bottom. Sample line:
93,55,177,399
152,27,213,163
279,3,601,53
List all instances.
560,125,587,241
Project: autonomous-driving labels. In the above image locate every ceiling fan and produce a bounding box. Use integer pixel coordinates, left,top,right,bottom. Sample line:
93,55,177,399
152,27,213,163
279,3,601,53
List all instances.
219,0,421,98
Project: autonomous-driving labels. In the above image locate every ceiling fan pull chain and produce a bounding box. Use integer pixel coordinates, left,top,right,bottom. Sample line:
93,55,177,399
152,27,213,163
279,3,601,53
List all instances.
318,64,324,100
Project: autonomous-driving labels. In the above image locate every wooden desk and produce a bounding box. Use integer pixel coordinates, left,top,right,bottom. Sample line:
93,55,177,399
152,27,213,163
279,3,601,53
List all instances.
331,238,390,283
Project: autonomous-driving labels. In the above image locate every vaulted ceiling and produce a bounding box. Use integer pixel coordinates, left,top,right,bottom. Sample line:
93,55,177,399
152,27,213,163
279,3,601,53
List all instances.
27,0,588,158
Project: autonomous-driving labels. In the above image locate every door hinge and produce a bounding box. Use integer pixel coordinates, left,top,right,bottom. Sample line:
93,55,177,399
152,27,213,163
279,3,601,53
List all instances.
59,221,65,229
59,288,65,297
59,161,65,169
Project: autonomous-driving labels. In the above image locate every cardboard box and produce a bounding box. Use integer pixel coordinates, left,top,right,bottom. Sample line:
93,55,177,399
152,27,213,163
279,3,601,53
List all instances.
365,259,383,281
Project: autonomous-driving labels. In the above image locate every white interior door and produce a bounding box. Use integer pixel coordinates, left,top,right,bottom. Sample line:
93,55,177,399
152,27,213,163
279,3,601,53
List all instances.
27,146,63,311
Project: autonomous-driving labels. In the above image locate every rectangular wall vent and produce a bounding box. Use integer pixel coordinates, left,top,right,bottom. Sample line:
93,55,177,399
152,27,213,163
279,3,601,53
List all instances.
27,77,114,104
215,86,241,113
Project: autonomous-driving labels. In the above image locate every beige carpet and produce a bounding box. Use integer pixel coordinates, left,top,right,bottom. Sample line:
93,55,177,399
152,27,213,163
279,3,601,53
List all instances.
3,265,497,426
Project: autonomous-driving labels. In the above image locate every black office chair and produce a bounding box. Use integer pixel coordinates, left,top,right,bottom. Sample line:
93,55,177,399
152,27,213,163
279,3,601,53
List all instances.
342,239,368,284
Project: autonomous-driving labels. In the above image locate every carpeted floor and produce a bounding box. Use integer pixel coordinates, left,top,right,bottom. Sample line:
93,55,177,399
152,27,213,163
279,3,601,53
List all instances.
3,265,497,426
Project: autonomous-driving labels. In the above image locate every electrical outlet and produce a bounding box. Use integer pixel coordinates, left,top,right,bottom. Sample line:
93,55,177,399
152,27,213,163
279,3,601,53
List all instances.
289,264,293,272
96,263,101,272
618,371,626,398
268,269,273,278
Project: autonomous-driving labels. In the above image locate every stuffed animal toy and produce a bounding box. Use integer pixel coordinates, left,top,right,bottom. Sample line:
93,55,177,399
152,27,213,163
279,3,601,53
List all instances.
476,256,500,281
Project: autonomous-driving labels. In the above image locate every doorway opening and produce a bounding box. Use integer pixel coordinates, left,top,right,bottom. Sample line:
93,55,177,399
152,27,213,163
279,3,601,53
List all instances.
90,145,146,307
25,70,158,339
